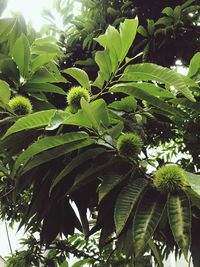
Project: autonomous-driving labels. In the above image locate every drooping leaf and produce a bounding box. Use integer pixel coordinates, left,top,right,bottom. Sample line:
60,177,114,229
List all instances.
148,239,164,267
185,187,200,210
99,173,125,203
120,63,195,102
2,110,56,139
185,171,200,196
11,33,30,77
133,190,166,257
70,158,121,193
167,191,191,259
114,178,148,235
64,67,90,89
51,147,106,192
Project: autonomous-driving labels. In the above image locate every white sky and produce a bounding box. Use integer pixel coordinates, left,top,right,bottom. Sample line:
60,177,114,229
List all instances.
3,0,63,31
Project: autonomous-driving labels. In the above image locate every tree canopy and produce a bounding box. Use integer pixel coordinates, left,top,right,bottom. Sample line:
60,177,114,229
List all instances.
0,0,200,266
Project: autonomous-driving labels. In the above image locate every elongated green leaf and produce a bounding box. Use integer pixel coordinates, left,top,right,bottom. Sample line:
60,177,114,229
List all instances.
120,63,195,102
20,138,94,175
0,18,15,43
188,52,200,80
115,178,148,235
0,80,10,107
167,191,191,259
99,173,125,203
2,110,56,139
185,171,200,196
70,158,121,193
24,83,67,95
133,190,166,256
14,132,89,174
110,83,183,116
64,67,90,89
148,239,164,267
11,33,30,77
185,187,200,210
51,148,106,192
119,19,138,62
31,54,56,73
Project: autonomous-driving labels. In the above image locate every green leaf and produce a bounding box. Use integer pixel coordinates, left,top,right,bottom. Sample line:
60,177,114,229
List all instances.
137,26,148,37
31,53,56,73
29,67,64,83
185,171,200,196
109,96,137,112
81,98,109,131
167,191,191,259
99,173,125,203
20,138,94,176
70,158,121,193
185,187,200,210
11,33,30,78
188,52,200,81
148,239,164,267
60,261,69,267
2,110,56,139
120,63,195,102
93,50,112,88
107,121,124,139
14,132,91,175
110,83,183,117
133,190,166,257
23,83,67,95
0,80,10,107
64,109,93,129
95,25,120,72
161,7,174,16
64,67,91,90
51,148,106,192
46,110,69,130
115,178,148,235
119,19,138,62
0,18,15,44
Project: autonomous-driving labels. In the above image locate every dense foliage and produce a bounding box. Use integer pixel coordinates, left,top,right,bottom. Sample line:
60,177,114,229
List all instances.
0,0,200,266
